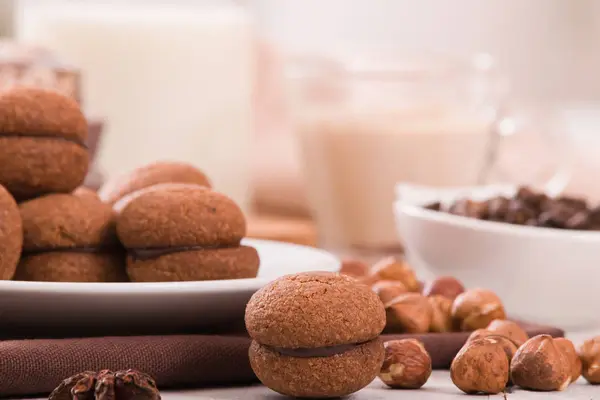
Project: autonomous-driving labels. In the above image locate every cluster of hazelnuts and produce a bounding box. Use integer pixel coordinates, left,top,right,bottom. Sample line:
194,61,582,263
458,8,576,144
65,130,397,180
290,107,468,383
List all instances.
341,256,498,335
452,328,600,394
340,258,600,394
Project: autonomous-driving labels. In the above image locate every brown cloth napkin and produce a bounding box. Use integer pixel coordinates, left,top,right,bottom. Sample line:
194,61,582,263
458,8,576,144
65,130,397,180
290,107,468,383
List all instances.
0,322,564,398
0,335,256,397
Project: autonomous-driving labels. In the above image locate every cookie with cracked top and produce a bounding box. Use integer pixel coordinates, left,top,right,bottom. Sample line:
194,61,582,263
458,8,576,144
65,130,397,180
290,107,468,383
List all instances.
245,271,386,398
0,87,89,201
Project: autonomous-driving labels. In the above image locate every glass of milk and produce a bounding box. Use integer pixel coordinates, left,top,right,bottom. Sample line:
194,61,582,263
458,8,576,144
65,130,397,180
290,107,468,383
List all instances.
285,53,569,249
16,0,255,212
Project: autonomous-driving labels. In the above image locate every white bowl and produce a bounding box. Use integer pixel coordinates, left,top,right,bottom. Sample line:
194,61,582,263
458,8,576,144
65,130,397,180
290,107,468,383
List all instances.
394,183,600,330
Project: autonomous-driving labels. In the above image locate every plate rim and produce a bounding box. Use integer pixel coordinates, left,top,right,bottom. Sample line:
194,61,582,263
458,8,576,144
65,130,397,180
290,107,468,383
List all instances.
0,238,340,295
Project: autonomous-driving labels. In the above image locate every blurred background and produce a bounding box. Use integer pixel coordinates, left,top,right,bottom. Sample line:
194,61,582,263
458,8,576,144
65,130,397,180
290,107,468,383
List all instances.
2,0,600,250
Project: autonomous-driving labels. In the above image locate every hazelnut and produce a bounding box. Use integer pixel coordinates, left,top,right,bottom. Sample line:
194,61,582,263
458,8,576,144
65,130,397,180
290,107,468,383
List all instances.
486,319,529,347
367,257,420,292
372,280,408,304
385,293,432,334
339,259,370,278
379,339,432,389
510,335,571,391
467,328,493,343
450,338,510,394
579,336,600,384
451,288,506,331
555,338,582,384
428,295,453,333
466,333,518,362
422,276,465,300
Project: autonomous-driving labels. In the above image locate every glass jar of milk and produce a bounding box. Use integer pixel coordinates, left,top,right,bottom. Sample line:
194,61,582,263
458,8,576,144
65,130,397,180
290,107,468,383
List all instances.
16,0,255,212
286,53,511,249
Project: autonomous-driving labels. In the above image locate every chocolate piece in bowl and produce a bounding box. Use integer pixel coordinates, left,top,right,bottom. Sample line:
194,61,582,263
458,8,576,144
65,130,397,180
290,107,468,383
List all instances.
116,185,259,282
98,161,211,205
245,272,386,398
436,185,600,231
0,87,89,201
15,188,126,282
0,184,22,280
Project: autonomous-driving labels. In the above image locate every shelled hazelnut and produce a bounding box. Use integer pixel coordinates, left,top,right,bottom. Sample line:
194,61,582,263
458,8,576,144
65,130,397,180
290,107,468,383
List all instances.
451,289,506,331
379,339,432,389
366,257,420,292
450,338,510,394
385,293,432,334
339,259,370,279
467,329,493,343
579,336,600,384
555,338,582,384
372,280,408,304
428,295,453,333
422,276,465,301
466,332,518,362
510,335,571,391
486,319,529,347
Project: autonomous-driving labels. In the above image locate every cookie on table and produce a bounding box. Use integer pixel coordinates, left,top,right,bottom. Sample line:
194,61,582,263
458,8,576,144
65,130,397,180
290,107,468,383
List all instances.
245,272,386,398
0,87,89,201
0,184,22,280
15,188,126,282
98,161,211,205
116,184,259,282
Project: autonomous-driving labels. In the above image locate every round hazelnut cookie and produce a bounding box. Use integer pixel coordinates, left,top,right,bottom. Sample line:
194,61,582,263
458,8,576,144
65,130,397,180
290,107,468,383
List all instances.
15,190,126,282
245,272,386,398
0,87,89,201
116,185,259,282
98,161,211,205
0,184,22,280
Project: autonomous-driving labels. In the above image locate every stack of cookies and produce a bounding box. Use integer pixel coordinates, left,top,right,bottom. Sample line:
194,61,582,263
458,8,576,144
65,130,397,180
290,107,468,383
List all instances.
0,86,259,283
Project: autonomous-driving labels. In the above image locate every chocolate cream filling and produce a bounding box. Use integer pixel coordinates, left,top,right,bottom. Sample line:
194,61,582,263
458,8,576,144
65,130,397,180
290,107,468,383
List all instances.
23,246,116,256
0,133,88,149
264,341,369,358
127,244,238,261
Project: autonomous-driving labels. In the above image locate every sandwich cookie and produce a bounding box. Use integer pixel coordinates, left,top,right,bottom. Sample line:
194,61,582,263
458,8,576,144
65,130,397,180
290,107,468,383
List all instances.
15,188,126,282
0,184,22,279
98,161,211,205
245,272,386,398
0,87,89,201
116,185,259,282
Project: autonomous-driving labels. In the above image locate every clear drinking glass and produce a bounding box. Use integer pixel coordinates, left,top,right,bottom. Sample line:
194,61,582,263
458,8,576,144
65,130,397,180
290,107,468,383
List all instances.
284,52,571,250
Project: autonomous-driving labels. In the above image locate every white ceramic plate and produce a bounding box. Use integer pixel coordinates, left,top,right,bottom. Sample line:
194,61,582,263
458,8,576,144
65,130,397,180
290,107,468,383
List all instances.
0,239,340,334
